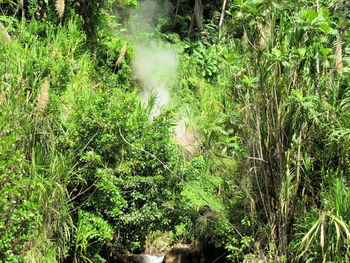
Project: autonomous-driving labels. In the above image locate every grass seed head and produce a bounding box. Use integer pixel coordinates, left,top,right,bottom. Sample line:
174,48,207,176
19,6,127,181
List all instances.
0,22,11,44
116,44,127,68
56,0,65,20
37,79,50,112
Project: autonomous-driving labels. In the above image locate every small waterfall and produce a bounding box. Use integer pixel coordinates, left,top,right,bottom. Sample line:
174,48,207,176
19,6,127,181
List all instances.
140,254,164,263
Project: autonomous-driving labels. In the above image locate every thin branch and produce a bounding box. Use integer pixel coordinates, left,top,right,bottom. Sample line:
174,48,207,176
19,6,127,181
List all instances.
246,156,268,163
71,132,99,161
68,178,99,203
212,149,267,163
69,186,98,214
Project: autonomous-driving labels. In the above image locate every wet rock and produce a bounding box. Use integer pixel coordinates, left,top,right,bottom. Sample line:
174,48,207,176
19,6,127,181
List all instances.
112,252,145,263
162,246,203,263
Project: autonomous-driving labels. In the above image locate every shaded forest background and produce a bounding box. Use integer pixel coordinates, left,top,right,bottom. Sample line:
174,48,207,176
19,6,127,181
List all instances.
0,0,349,262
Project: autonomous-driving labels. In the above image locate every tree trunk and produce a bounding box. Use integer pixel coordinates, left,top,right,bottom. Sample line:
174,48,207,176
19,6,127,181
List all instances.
173,0,180,25
188,11,195,37
335,2,347,70
194,0,203,32
218,0,227,39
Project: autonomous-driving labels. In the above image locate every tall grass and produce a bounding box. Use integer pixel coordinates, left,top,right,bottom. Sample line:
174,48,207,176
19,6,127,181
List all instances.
177,1,350,261
0,18,89,262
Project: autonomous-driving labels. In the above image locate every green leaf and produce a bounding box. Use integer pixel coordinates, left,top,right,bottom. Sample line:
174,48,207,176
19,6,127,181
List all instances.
319,6,330,21
320,47,332,56
302,9,318,24
318,22,331,33
272,47,282,60
235,0,243,7
296,47,306,58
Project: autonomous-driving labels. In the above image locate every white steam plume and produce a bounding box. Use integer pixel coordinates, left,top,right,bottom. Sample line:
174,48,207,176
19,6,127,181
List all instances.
127,0,178,118
126,0,199,156
133,41,177,117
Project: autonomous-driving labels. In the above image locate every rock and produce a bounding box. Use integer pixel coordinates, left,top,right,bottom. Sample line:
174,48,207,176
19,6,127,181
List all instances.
112,252,145,263
162,246,203,263
125,254,145,263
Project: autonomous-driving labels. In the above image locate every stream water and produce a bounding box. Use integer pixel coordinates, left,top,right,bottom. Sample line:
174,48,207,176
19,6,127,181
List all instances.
140,254,164,263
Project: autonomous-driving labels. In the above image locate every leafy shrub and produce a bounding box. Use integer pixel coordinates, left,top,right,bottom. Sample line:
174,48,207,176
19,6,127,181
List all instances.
62,87,182,251
73,210,113,262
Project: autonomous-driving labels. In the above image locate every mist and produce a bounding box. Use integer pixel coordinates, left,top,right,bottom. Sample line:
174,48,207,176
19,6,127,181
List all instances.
133,40,178,117
126,0,199,156
127,0,178,118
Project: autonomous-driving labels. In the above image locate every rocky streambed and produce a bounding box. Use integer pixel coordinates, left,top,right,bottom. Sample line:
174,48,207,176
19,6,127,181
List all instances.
113,246,206,263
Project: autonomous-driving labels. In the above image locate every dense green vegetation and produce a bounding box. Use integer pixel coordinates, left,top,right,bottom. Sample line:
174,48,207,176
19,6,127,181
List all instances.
0,0,349,262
